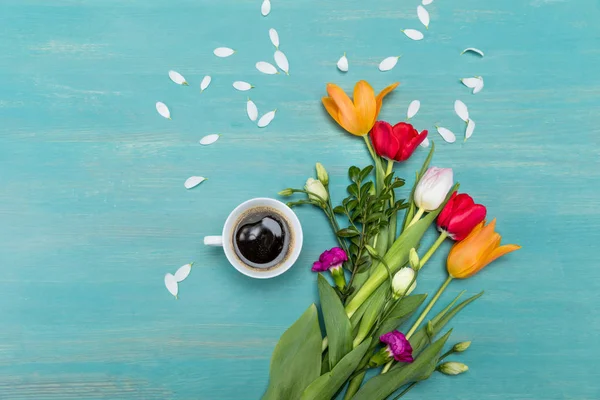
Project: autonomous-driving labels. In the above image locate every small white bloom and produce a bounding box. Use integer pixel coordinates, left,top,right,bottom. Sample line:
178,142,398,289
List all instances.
305,178,328,202
392,267,417,299
414,167,453,211
438,362,469,376
316,163,329,186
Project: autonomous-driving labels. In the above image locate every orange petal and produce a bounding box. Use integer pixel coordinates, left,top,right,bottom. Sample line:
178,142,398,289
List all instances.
327,83,361,135
375,82,400,119
353,81,376,134
481,244,521,267
322,97,341,126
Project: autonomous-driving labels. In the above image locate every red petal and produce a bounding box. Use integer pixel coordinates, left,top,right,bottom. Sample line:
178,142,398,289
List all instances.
370,121,400,160
447,204,487,241
437,192,457,229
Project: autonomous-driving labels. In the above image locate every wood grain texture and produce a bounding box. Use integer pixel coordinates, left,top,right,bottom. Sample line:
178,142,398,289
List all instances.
1,0,599,398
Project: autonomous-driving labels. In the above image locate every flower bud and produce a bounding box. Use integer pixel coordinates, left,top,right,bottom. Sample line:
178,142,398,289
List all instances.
453,341,471,353
409,248,420,270
278,188,294,197
414,167,453,211
305,178,328,202
438,361,469,376
392,267,416,299
316,162,329,186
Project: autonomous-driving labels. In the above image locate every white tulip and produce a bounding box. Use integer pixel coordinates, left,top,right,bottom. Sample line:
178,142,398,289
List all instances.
414,167,453,211
305,178,328,202
392,267,417,299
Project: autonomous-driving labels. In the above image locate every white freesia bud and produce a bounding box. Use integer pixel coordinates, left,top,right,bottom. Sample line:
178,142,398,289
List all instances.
414,167,453,211
453,341,471,352
392,267,416,299
409,248,420,270
316,162,329,186
438,361,469,376
305,178,328,202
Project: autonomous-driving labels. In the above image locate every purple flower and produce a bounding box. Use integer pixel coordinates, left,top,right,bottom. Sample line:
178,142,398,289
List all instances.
311,247,348,272
380,331,413,363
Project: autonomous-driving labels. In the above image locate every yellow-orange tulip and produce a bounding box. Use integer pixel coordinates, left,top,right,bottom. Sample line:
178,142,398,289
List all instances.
446,219,521,279
322,80,399,136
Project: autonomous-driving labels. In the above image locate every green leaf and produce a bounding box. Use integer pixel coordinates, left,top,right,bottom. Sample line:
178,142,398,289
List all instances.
360,182,373,198
262,305,322,400
337,228,360,238
346,199,358,212
301,340,372,400
348,183,359,198
351,330,452,400
373,294,427,339
349,166,361,182
318,275,353,370
355,284,388,344
333,205,346,215
390,178,405,189
358,165,374,182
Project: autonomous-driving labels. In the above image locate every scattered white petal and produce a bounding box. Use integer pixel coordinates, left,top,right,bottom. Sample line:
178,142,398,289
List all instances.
256,61,279,75
422,0,433,4
461,77,481,89
164,273,178,298
156,102,171,119
184,176,207,189
407,100,421,119
247,99,258,122
420,137,430,148
473,79,485,94
402,29,424,41
261,0,271,16
378,56,400,72
257,110,276,128
465,119,476,141
169,70,188,85
417,6,430,29
200,75,212,92
174,263,193,282
269,28,280,48
461,48,485,57
454,100,470,122
214,47,235,57
233,81,253,91
436,126,456,143
337,53,348,72
199,134,220,146
274,50,289,75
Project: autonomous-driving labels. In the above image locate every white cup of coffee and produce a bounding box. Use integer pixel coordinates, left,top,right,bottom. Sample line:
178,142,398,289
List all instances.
204,198,303,279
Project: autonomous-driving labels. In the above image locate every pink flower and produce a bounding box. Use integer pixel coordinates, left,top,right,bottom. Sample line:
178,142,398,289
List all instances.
380,331,413,363
311,247,348,272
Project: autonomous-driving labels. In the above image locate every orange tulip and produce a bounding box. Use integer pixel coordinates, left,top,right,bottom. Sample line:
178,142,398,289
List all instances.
446,219,521,279
322,80,399,136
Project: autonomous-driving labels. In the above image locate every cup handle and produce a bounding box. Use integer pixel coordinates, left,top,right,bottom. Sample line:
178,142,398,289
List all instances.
204,236,224,246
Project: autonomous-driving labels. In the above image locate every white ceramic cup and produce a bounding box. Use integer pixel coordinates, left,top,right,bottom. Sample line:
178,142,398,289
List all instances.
204,198,303,279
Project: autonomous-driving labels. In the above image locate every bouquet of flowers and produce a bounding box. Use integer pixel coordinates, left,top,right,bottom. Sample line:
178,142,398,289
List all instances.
263,80,520,400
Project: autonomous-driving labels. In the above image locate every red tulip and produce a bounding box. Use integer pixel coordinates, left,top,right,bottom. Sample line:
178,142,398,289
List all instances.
437,192,487,241
370,121,428,162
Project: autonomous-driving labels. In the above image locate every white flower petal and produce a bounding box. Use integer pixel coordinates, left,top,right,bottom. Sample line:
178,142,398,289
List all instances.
378,56,400,72
257,110,276,128
436,126,456,143
233,81,253,91
465,119,476,141
461,47,485,57
274,50,289,75
199,134,220,146
169,70,188,85
256,61,279,75
461,77,481,89
269,28,280,48
184,176,206,189
454,100,469,122
422,0,433,4
402,29,424,41
164,273,178,298
420,137,430,148
214,47,235,57
200,75,212,92
156,102,171,119
337,53,348,72
247,99,258,121
261,0,271,16
417,5,430,29
407,100,421,119
174,263,192,282
473,79,485,94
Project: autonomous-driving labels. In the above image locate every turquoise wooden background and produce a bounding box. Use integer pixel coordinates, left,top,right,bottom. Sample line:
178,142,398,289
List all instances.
1,0,599,398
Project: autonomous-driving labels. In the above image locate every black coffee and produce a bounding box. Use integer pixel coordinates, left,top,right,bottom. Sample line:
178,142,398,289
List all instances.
233,207,291,270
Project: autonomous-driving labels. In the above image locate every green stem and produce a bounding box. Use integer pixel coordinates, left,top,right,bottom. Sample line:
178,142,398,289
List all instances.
407,207,425,228
363,135,377,161
386,159,394,176
418,231,448,269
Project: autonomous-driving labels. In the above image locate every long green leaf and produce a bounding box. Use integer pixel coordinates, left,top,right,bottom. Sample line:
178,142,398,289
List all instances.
401,142,435,232
373,294,427,339
262,304,323,400
318,274,353,370
351,330,452,400
354,283,388,345
301,340,372,400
